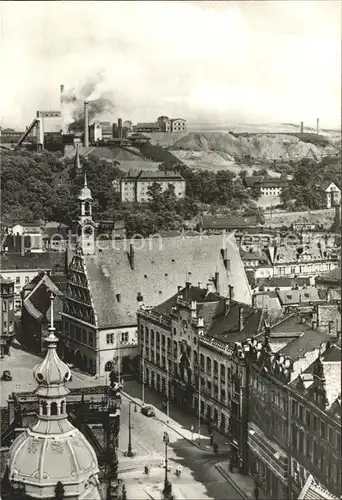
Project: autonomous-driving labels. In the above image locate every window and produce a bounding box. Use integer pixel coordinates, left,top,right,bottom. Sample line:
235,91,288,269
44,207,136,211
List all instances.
206,357,211,375
106,333,114,344
9,301,13,311
313,415,318,431
15,276,20,284
25,276,30,284
328,426,334,445
305,410,311,427
320,421,326,439
9,321,13,333
121,332,129,343
292,400,298,417
298,405,304,423
2,302,6,312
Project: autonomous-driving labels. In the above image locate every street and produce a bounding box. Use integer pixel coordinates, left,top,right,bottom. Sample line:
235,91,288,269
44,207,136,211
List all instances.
117,384,244,500
0,344,103,407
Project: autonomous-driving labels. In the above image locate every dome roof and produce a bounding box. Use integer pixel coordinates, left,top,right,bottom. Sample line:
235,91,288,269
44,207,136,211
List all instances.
33,332,71,398
8,419,100,498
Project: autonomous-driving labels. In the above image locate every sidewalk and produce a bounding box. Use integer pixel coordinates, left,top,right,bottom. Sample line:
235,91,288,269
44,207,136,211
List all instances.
122,380,231,452
215,461,267,500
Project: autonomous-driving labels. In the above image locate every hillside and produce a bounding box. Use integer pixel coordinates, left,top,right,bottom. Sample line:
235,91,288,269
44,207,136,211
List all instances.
169,132,339,162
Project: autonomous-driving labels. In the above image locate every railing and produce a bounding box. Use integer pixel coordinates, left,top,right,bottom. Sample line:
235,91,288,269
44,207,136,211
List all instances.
139,308,172,328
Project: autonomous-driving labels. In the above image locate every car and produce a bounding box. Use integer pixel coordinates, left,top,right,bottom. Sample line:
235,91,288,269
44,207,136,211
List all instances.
1,370,12,381
140,405,155,417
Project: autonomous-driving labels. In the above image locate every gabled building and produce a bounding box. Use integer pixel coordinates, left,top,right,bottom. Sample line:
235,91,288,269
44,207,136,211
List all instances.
61,184,252,376
137,282,264,434
320,181,341,209
120,170,186,203
20,271,64,352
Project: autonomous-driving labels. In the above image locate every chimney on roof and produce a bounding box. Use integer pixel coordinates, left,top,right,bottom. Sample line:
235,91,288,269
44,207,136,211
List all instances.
128,243,134,270
221,248,230,271
224,297,230,315
84,101,89,148
264,319,270,338
239,306,244,332
229,285,234,303
191,301,197,319
116,293,121,303
214,272,220,294
197,317,204,334
177,285,182,293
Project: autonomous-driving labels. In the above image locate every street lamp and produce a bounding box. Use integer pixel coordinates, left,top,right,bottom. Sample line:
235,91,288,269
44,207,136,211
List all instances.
162,431,172,497
126,401,137,457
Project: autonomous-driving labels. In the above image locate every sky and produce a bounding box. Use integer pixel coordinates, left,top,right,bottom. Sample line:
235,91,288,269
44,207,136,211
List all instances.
0,1,341,129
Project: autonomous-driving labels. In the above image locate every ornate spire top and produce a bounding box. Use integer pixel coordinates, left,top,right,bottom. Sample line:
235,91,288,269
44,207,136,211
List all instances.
78,170,93,201
33,292,71,396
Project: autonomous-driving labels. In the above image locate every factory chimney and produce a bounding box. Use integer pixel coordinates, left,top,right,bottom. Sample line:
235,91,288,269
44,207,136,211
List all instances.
118,118,123,139
60,84,65,134
84,101,89,147
300,121,304,134
316,118,320,136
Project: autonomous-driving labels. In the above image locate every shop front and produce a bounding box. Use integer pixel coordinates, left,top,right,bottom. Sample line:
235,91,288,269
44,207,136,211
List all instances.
248,422,288,499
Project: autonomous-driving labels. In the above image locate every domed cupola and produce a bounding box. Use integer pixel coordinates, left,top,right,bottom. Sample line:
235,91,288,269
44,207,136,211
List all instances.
7,293,102,499
33,303,71,399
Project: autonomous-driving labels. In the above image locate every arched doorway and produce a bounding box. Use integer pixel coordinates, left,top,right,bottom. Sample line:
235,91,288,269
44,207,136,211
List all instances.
105,361,114,372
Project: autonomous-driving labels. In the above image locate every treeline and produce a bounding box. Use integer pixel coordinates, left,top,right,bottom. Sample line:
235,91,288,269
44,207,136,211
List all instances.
1,151,259,237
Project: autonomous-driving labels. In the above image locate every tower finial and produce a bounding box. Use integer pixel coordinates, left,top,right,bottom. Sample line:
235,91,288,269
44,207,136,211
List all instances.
84,172,87,187
46,292,58,346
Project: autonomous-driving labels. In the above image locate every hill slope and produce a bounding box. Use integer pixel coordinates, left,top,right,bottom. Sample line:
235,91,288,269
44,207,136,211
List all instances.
169,132,339,161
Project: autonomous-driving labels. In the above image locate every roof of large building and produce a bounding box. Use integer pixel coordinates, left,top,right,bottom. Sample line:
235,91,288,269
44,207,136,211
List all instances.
122,169,184,181
153,284,263,344
82,234,252,329
320,180,340,191
0,252,65,272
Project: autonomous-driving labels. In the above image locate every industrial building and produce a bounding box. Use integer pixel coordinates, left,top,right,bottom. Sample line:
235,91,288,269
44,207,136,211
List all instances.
134,116,187,133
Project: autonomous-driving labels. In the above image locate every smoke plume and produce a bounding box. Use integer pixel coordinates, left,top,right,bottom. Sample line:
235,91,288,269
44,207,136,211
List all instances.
62,75,115,132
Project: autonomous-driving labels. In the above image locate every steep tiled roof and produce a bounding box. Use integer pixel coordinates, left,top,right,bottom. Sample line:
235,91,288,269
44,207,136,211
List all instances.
122,170,184,181
278,328,331,361
83,235,251,328
257,276,311,288
316,267,341,286
277,287,321,306
155,285,263,344
22,272,64,322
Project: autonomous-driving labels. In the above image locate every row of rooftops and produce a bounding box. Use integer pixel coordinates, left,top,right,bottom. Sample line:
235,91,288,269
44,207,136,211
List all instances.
243,175,341,192
121,169,185,181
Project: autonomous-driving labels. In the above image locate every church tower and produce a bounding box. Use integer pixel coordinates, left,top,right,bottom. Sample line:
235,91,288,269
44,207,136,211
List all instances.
77,173,96,255
6,293,102,499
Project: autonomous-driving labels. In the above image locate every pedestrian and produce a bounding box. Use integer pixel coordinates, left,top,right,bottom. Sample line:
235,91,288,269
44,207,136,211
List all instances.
254,484,259,500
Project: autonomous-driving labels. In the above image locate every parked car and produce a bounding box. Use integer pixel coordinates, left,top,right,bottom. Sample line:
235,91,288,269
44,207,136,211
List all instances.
140,405,155,417
1,370,12,381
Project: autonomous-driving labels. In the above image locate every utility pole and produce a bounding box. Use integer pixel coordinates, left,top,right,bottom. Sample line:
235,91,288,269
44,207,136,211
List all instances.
162,432,172,496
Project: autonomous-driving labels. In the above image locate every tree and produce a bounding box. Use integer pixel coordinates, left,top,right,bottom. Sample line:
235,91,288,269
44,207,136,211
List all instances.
162,183,177,211
147,182,163,212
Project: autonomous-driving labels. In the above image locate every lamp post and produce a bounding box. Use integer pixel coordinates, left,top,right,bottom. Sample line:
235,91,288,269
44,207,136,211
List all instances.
126,401,137,457
162,431,172,497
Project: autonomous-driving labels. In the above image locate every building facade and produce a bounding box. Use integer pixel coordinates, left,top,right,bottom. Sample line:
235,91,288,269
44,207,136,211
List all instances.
0,276,15,356
121,170,186,203
321,181,341,209
134,117,187,133
230,331,341,500
137,283,264,435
